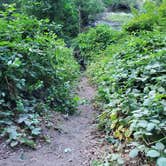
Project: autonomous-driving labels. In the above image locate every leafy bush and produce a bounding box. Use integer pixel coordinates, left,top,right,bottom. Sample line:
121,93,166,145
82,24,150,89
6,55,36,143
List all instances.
0,6,79,147
3,0,105,37
124,1,166,32
19,0,79,37
73,25,122,67
86,2,166,165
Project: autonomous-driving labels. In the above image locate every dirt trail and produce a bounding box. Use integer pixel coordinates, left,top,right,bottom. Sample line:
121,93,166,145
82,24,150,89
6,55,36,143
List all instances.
0,77,104,166
94,12,122,29
93,11,132,30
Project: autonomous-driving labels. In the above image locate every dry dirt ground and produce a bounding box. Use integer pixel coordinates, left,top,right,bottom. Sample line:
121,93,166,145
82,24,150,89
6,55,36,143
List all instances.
0,77,106,166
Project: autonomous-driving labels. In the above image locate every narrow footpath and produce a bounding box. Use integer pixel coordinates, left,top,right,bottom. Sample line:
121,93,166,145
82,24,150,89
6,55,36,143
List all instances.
0,77,105,166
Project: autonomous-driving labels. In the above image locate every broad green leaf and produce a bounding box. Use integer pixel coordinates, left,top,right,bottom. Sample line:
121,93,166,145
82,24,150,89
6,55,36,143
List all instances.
31,128,41,135
129,148,139,158
155,142,165,151
164,149,166,154
147,150,160,158
17,114,29,124
157,157,166,166
110,112,117,121
117,158,124,165
147,123,155,131
137,120,148,128
12,57,21,67
7,126,18,140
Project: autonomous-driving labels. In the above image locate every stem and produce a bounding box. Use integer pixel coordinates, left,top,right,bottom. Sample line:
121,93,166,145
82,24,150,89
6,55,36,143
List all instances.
142,136,166,146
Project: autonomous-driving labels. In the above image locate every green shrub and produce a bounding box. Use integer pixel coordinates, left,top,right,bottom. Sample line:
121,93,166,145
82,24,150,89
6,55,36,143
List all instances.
73,25,122,67
124,1,166,32
0,6,79,147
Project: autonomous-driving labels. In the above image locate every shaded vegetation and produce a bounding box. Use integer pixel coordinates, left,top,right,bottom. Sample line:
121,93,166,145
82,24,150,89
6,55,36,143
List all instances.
1,0,105,38
73,25,122,67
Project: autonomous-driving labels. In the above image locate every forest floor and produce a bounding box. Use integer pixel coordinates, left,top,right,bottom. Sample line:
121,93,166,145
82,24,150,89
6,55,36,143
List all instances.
0,76,107,166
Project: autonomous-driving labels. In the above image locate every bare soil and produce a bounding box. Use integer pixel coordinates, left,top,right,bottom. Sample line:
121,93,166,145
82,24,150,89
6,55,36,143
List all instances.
0,77,105,166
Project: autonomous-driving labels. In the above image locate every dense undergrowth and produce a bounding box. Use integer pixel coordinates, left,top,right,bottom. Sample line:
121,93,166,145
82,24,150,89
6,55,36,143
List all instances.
75,1,166,165
0,6,79,148
73,25,122,67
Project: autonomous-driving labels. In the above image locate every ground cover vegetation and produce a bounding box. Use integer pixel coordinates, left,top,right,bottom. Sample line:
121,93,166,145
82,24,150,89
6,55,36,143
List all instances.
75,1,166,165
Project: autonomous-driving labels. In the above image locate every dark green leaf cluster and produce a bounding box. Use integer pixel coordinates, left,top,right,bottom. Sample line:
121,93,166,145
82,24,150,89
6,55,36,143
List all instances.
19,0,79,37
73,25,122,67
6,0,105,37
